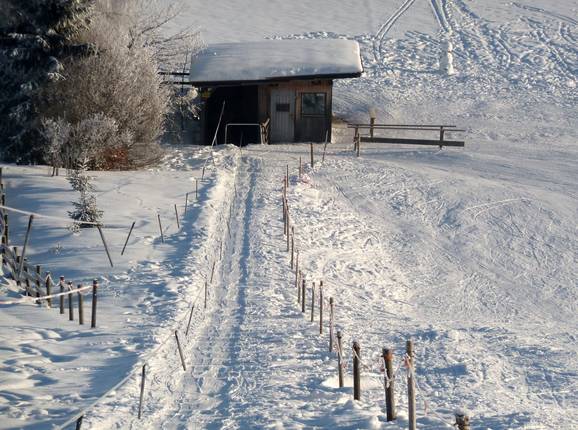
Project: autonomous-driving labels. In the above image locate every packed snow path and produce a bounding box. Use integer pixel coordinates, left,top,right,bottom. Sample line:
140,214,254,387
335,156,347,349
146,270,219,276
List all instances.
85,141,578,430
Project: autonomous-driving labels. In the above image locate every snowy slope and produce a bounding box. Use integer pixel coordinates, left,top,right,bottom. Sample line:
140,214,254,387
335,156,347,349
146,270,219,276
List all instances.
1,0,577,429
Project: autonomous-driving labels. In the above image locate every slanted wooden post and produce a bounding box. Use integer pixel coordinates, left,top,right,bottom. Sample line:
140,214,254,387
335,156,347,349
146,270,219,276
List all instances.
301,279,306,313
97,225,114,268
310,282,315,322
59,276,65,314
353,341,361,400
17,215,33,279
406,340,417,430
138,364,146,419
210,261,216,283
91,279,98,328
383,348,396,421
175,330,186,371
329,297,334,352
455,412,471,430
77,284,84,325
185,304,195,336
67,281,74,321
174,204,180,229
157,214,164,243
75,416,83,430
121,221,136,256
337,330,344,388
319,281,323,335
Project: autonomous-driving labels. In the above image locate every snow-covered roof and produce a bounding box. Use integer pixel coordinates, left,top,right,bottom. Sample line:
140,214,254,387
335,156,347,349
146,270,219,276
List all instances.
189,39,363,85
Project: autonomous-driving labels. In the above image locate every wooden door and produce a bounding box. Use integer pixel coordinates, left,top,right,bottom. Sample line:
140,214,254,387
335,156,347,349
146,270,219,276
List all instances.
270,89,295,143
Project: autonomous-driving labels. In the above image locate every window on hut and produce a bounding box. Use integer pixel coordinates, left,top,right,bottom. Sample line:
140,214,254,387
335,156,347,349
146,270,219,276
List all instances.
301,93,326,116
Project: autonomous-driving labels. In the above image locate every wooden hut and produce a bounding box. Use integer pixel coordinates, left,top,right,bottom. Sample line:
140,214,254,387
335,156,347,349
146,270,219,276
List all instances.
188,39,363,145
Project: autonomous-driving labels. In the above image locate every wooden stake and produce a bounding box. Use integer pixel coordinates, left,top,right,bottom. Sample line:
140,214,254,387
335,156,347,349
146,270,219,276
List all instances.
157,214,164,243
195,178,198,200
97,225,114,267
77,284,84,325
290,227,294,268
204,281,208,309
383,348,396,421
353,341,361,400
210,261,216,283
75,416,83,430
45,272,52,307
17,215,33,279
185,304,195,337
35,265,41,298
295,253,299,297
407,340,417,430
175,330,186,371
301,279,306,313
455,413,471,430
299,156,302,176
174,204,180,229
310,143,314,167
184,193,189,214
121,221,136,256
91,279,98,328
67,282,74,321
311,282,315,322
319,281,323,334
329,298,334,352
59,276,65,314
337,330,344,388
138,364,146,419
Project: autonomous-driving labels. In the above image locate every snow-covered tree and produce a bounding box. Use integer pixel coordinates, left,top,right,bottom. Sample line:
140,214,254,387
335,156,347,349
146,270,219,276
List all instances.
0,0,94,163
67,158,103,227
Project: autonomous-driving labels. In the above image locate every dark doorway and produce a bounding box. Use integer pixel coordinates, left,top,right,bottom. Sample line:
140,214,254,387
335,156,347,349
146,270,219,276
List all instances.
205,85,259,146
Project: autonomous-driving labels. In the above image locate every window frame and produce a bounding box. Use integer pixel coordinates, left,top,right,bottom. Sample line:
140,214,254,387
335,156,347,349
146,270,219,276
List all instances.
301,92,327,117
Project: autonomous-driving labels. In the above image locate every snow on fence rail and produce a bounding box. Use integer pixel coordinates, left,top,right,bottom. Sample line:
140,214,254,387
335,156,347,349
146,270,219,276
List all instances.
280,156,472,430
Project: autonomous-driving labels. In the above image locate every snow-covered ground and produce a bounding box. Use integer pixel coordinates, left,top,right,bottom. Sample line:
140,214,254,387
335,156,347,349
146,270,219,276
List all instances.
1,0,577,428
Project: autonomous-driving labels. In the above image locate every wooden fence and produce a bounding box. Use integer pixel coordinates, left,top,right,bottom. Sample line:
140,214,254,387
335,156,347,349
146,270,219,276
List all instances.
280,157,471,430
348,123,466,156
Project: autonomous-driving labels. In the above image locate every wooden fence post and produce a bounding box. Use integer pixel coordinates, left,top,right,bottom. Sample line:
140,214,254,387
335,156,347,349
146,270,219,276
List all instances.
406,340,416,430
455,412,471,430
17,215,33,279
138,364,146,419
204,281,208,309
301,279,306,313
121,221,136,256
157,214,164,243
294,252,299,294
310,282,315,322
67,282,74,321
174,204,180,229
175,330,186,371
329,297,334,352
35,265,41,298
310,143,314,167
184,193,189,214
299,156,302,176
290,227,294,269
91,279,98,328
210,261,216,284
185,304,195,337
45,272,52,307
77,284,84,325
353,341,361,400
59,276,65,314
286,209,290,252
75,416,83,430
195,178,198,200
97,225,114,268
337,330,344,388
319,281,323,335
383,348,396,421
356,136,361,157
